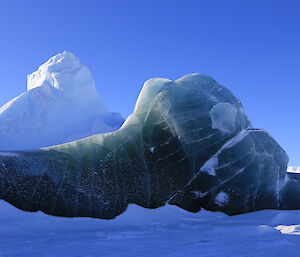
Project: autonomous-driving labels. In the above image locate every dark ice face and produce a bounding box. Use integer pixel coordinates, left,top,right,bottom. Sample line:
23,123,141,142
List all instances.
0,74,292,219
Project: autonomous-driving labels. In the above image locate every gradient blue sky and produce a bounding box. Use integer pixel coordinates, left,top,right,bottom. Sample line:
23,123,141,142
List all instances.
0,0,299,165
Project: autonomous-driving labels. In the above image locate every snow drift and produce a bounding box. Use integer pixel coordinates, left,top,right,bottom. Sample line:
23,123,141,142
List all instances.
1,199,300,257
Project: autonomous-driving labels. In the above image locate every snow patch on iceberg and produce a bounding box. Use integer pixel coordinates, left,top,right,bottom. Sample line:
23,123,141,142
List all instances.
200,156,218,176
215,191,229,206
0,151,19,157
199,129,251,177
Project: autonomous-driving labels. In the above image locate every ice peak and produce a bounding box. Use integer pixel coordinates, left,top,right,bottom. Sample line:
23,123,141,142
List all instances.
48,51,78,64
26,51,96,94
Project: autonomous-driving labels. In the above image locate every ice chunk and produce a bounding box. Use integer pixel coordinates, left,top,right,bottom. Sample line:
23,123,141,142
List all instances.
215,191,229,206
210,102,237,134
0,73,292,219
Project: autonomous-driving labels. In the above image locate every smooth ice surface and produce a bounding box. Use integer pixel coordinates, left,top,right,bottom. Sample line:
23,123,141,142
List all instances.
0,51,124,150
171,128,290,215
0,72,292,219
1,200,300,257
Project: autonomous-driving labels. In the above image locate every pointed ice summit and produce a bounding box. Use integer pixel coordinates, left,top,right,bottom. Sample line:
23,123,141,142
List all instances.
0,51,124,150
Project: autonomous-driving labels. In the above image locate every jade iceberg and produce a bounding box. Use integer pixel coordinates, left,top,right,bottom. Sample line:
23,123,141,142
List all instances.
0,73,297,219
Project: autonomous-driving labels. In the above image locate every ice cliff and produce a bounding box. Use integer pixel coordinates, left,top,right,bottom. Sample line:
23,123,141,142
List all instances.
0,51,124,150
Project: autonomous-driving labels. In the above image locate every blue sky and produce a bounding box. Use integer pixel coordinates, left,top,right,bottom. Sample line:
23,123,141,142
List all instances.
0,0,299,165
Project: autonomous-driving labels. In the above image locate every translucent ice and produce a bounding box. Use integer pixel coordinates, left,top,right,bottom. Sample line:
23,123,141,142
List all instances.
0,73,295,219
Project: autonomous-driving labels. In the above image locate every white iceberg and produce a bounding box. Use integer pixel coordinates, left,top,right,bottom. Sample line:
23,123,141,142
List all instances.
0,51,124,150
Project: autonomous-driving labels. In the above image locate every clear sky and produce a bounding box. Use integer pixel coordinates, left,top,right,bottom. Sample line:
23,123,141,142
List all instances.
0,0,299,165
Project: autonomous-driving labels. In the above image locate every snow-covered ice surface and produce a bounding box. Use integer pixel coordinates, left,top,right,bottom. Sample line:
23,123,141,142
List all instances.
287,166,300,173
1,200,300,257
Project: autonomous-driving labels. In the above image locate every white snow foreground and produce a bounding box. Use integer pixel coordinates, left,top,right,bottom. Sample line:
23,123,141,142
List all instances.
0,51,123,150
287,166,300,173
1,201,300,257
